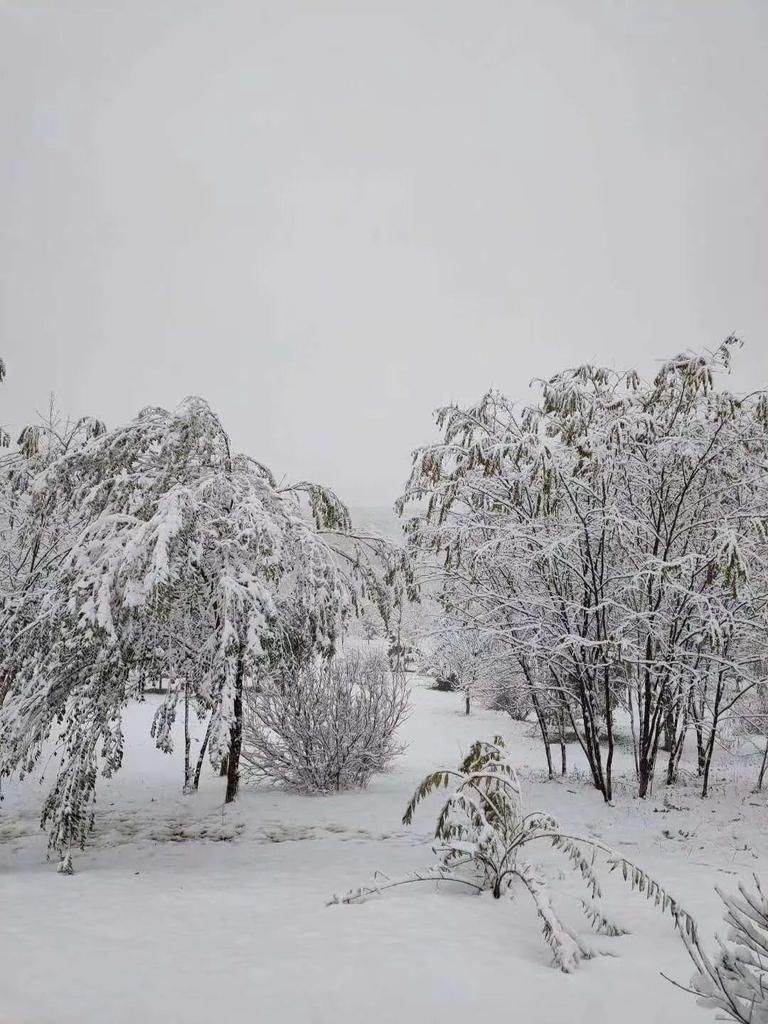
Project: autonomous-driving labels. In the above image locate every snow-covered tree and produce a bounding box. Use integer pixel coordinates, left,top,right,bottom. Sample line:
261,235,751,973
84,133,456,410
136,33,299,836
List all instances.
425,624,514,716
0,399,106,607
398,340,768,800
0,397,404,859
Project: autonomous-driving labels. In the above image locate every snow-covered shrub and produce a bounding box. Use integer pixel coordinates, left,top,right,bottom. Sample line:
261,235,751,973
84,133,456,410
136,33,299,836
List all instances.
333,736,695,973
678,875,768,1023
242,653,409,792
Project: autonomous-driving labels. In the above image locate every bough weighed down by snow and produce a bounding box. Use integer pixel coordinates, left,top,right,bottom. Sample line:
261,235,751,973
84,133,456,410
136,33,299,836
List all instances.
333,735,699,973
0,397,411,859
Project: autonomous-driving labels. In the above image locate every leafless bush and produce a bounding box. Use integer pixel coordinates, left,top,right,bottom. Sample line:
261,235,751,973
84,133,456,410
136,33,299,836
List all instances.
242,653,409,792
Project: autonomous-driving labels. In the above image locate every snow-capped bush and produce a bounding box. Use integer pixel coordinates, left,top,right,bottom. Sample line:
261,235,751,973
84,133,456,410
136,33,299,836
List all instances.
242,652,409,792
333,736,694,973
678,875,768,1023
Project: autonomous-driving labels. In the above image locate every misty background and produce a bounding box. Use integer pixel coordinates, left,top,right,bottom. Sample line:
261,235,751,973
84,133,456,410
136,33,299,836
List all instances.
2,1,766,508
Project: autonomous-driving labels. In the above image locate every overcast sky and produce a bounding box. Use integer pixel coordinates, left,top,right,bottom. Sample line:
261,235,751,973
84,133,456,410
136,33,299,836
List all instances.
2,1,767,506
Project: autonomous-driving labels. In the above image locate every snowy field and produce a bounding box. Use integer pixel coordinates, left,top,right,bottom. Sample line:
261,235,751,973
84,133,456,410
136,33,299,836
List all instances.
2,679,766,1024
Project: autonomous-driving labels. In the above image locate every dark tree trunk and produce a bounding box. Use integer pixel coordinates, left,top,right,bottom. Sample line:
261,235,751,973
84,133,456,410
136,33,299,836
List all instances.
701,735,715,798
225,652,245,804
662,704,676,753
756,739,768,792
528,692,552,778
637,677,667,799
666,727,685,786
568,685,609,802
602,668,614,802
581,685,609,801
183,678,192,792
637,722,661,798
638,755,653,798
559,708,567,777
193,712,214,791
694,721,706,776
690,691,707,776
666,694,689,786
701,674,725,799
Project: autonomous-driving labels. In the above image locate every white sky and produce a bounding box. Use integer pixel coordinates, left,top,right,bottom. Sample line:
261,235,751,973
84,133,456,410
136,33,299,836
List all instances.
2,1,767,505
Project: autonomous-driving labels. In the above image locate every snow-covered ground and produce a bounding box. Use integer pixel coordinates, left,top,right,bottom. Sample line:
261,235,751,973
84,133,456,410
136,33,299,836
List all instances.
2,680,766,1024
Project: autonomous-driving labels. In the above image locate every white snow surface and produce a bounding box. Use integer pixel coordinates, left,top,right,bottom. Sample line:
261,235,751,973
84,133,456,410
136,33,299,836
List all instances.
2,679,766,1023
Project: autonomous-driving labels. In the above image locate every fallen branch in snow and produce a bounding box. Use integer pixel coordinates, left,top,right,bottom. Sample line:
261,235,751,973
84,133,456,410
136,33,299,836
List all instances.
328,867,483,905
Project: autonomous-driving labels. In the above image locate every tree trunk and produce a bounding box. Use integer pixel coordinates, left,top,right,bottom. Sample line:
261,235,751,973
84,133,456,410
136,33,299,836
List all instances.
183,678,192,792
637,680,664,799
526,686,553,780
638,755,653,799
695,722,705,776
570,691,609,802
701,674,725,799
637,725,661,798
756,739,768,791
628,685,640,780
690,693,706,776
527,682,553,780
464,688,470,716
192,712,214,791
602,668,614,802
225,652,245,803
662,704,676,753
666,728,684,786
559,708,567,776
701,735,715,798
580,683,609,802
666,694,689,786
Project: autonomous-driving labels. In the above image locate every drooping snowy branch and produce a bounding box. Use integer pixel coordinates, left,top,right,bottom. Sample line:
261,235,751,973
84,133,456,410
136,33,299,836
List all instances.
0,397,404,854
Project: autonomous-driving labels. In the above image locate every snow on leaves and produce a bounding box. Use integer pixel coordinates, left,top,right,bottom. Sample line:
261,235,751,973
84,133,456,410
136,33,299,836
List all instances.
0,397,401,855
399,340,768,801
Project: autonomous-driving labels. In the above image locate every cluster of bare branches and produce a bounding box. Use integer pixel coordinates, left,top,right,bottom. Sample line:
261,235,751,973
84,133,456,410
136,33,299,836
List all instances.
242,652,409,792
